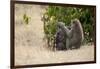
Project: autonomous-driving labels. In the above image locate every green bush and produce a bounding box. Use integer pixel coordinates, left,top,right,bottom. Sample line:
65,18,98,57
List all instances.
42,6,95,46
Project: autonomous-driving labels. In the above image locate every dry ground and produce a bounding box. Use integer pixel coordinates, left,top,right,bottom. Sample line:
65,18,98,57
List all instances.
15,4,94,65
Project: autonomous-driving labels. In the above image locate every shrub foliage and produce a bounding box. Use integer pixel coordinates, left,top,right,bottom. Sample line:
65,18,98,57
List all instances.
42,6,95,47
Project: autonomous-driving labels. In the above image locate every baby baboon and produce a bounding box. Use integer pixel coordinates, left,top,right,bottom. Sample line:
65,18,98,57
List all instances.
69,19,84,49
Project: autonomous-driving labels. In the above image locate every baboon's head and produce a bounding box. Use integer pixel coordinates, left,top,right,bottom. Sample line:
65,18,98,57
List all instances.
57,22,65,29
71,19,80,28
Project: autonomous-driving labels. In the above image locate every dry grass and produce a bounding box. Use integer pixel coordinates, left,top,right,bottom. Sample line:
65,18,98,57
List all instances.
15,4,94,65
15,44,94,65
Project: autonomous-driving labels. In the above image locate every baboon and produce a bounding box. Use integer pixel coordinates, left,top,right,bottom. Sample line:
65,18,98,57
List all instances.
56,22,72,50
68,19,84,49
55,22,67,50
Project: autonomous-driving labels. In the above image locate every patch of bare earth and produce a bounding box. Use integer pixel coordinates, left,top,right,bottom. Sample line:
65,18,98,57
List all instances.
15,4,94,65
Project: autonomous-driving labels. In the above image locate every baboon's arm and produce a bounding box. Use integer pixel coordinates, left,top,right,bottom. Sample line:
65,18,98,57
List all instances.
61,26,73,38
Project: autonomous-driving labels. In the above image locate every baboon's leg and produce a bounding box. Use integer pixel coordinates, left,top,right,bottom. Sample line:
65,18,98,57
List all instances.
56,43,64,50
68,37,77,49
74,42,81,49
66,38,70,50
